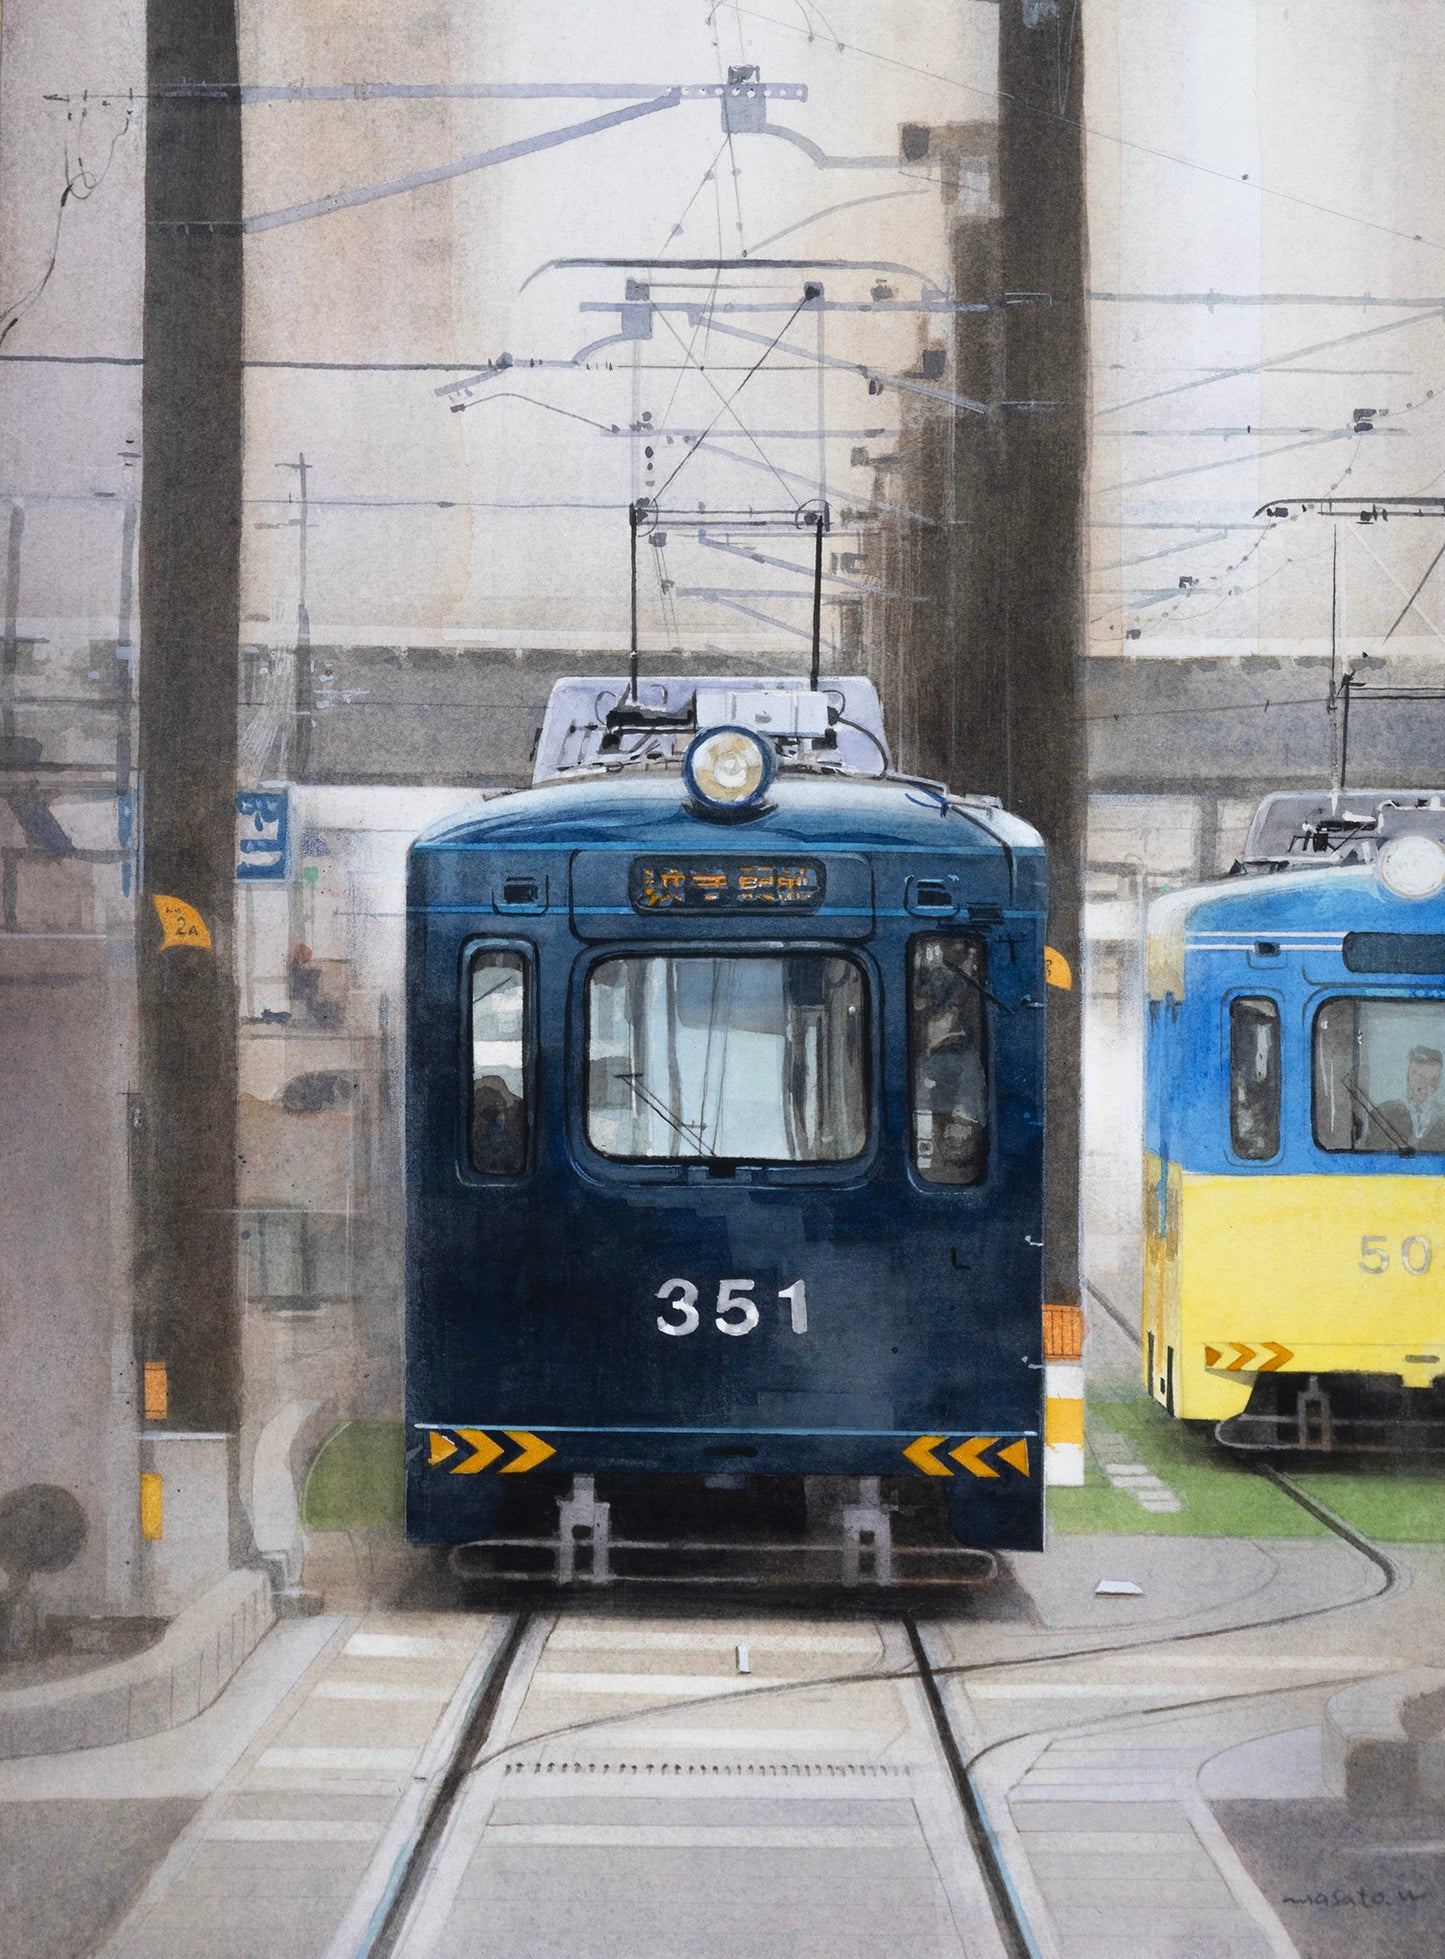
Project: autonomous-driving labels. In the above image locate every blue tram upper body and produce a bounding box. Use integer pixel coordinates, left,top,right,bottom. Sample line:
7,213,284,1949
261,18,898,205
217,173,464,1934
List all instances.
405,678,1048,1550
1145,865,1445,1180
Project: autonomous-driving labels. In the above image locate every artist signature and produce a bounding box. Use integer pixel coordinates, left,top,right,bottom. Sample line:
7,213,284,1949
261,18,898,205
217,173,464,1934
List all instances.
1281,1884,1430,1910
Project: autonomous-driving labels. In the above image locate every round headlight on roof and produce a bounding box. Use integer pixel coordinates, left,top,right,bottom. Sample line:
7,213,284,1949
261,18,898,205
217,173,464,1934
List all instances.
1378,832,1445,899
683,725,776,811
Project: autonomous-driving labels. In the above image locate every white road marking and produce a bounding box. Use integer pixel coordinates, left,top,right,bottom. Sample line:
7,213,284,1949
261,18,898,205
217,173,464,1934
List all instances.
257,1746,419,1773
483,1823,917,1848
555,1727,906,1752
311,1680,453,1703
342,1633,462,1659
205,1819,381,1843
530,1671,760,1697
545,1628,882,1655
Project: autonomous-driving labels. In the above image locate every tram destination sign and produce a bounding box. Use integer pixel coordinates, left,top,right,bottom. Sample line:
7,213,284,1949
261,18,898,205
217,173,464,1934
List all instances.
629,857,826,912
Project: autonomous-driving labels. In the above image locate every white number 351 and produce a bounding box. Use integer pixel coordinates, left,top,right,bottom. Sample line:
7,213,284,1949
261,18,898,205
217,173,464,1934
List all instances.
655,1277,808,1337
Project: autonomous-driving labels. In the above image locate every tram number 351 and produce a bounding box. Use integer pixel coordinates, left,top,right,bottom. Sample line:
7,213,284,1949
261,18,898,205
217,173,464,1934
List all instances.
656,1277,808,1338
1360,1234,1433,1276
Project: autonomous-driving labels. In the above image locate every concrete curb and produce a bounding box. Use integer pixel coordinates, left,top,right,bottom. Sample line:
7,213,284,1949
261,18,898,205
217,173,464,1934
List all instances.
1322,1667,1445,1811
0,1568,274,1761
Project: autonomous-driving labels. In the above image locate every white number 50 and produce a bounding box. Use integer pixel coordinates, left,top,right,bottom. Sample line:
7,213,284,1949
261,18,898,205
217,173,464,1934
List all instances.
1360,1234,1432,1275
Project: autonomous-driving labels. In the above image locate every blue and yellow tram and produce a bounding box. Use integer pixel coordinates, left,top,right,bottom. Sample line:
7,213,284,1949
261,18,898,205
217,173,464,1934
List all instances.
1144,791,1445,1449
405,676,1049,1552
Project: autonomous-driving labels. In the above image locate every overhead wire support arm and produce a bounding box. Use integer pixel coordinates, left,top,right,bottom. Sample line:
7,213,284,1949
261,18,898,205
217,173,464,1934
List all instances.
1257,495,1445,520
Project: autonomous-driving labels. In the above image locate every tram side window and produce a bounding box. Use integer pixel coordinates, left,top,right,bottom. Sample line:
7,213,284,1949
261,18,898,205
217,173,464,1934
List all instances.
468,949,528,1175
1228,996,1281,1160
1314,996,1445,1153
585,954,867,1163
908,936,989,1186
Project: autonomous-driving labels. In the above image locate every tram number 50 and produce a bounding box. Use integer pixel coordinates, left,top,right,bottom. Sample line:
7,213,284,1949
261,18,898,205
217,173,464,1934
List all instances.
655,1277,808,1338
1360,1234,1432,1275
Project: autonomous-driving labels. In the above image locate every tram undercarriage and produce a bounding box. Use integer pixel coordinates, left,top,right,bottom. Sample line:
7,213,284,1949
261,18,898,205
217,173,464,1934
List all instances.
444,1472,1001,1590
1215,1370,1445,1454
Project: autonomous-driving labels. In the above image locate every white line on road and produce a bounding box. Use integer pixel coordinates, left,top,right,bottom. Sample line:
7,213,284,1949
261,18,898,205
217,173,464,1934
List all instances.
529,1671,763,1697
343,1634,465,1660
482,1823,917,1848
545,1628,882,1655
206,1819,382,1843
312,1680,454,1703
257,1746,419,1773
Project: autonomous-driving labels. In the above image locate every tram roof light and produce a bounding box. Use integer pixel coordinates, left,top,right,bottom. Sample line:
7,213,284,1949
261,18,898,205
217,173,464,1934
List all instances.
682,725,776,812
1378,832,1445,899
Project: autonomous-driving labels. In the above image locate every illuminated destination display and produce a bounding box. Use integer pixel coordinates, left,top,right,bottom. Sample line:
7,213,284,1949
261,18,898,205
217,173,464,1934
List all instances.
629,859,826,912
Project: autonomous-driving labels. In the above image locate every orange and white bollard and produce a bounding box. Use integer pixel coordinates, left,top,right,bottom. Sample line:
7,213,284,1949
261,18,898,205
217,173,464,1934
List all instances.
1043,1302,1086,1485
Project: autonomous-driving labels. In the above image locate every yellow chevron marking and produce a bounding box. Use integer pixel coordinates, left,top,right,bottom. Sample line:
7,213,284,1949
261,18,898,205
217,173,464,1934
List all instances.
997,1437,1030,1477
500,1430,556,1474
902,1435,952,1477
452,1429,505,1474
428,1431,459,1467
949,1436,1000,1479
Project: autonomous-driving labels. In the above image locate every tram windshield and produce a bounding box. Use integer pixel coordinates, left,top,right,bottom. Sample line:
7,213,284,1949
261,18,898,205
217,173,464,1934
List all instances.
1313,996,1445,1154
586,954,867,1162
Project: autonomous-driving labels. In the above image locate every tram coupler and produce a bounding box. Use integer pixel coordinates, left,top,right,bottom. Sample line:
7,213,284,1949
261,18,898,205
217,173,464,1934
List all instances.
555,1475,613,1585
1295,1376,1334,1451
841,1477,895,1587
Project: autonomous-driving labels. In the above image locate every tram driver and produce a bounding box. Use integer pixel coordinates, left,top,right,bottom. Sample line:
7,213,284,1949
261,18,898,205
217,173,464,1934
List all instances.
1371,1044,1445,1152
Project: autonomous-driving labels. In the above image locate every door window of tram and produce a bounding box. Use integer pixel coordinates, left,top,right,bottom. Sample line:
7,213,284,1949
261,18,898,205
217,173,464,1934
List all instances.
908,936,989,1186
585,954,866,1162
1314,996,1445,1153
468,948,528,1175
1228,996,1281,1160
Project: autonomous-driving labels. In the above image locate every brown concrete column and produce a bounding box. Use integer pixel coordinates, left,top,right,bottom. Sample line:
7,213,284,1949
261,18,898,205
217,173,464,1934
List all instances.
135,0,243,1439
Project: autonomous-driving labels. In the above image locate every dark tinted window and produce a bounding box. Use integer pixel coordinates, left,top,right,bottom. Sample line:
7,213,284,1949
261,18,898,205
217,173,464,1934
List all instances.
909,936,989,1185
1342,933,1445,976
1229,996,1280,1160
469,948,528,1175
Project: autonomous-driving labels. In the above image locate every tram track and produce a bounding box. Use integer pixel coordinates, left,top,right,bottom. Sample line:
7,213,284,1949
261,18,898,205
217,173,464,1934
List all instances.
345,1602,1040,1959
344,1453,1405,1959
346,1466,1394,1959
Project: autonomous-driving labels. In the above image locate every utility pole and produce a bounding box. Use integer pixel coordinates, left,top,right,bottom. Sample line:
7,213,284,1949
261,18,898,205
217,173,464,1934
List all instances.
946,4,1088,1323
135,0,244,1581
276,453,314,776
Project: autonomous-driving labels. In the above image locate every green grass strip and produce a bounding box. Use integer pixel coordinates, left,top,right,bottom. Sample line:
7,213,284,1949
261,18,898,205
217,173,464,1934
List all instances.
1049,1398,1323,1538
301,1420,405,1531
1285,1465,1445,1543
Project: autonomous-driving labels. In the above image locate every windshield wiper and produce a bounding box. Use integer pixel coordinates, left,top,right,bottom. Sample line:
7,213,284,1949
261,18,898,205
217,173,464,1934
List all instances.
614,1071,710,1152
1344,1079,1416,1157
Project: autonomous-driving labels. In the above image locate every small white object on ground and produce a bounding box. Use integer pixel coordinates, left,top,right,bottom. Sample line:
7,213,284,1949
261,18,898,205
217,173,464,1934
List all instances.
1095,1578,1144,1597
736,1642,751,1674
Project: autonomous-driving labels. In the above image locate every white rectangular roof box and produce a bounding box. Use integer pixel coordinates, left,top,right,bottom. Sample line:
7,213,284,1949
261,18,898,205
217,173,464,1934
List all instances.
694,685,831,738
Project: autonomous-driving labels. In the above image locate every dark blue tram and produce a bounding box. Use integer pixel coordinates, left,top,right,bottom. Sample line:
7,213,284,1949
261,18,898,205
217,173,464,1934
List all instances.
405,675,1048,1562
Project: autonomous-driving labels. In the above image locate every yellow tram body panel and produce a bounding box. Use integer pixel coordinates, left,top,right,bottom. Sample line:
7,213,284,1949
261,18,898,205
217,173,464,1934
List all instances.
1144,1152,1445,1418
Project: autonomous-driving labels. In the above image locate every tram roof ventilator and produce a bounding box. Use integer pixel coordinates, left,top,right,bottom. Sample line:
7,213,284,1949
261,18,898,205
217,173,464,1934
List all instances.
1236,788,1445,879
